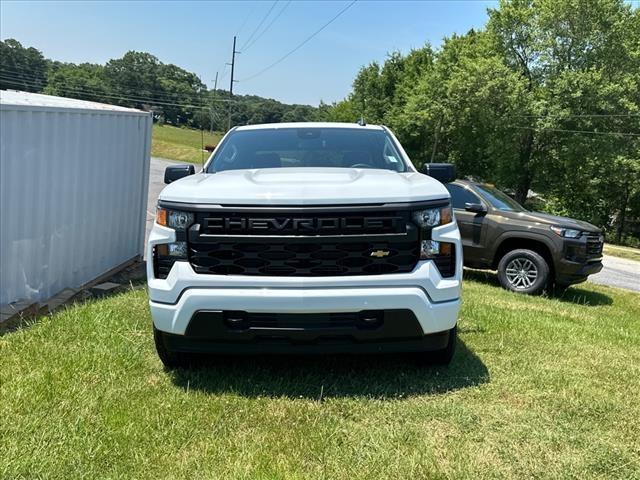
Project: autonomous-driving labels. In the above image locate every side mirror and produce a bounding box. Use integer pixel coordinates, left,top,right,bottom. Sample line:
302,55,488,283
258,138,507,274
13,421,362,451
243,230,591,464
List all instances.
420,163,456,183
164,164,195,184
465,202,487,214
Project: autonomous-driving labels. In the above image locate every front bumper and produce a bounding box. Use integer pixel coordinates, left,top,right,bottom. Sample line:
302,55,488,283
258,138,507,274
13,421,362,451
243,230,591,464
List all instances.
556,258,603,285
155,309,455,354
147,220,462,350
150,285,460,336
555,233,604,285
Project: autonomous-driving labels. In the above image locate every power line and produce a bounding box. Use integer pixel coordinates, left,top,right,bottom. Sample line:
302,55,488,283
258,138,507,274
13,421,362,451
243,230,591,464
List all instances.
215,3,256,85
0,74,217,109
512,113,640,118
0,69,231,104
0,74,235,109
242,0,292,53
0,67,217,104
239,0,357,83
235,3,255,38
0,64,210,100
509,125,640,137
239,1,279,52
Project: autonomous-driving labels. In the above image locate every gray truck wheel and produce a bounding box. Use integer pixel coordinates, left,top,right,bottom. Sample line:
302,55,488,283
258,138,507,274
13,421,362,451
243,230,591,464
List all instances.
497,249,549,295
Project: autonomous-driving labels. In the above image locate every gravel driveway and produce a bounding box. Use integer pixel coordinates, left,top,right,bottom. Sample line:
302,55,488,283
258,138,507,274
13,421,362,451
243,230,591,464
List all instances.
144,158,638,291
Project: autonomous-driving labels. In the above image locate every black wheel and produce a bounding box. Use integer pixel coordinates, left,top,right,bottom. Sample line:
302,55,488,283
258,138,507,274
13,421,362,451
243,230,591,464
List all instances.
414,326,457,366
153,326,193,369
430,325,457,365
497,249,549,295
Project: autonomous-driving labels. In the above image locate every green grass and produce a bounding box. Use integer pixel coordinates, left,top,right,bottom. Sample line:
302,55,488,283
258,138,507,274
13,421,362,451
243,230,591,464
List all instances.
604,243,640,262
151,124,223,164
2,278,639,479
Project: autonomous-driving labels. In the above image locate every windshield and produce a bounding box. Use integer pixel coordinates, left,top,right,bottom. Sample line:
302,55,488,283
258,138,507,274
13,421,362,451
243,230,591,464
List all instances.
206,127,407,173
475,184,527,212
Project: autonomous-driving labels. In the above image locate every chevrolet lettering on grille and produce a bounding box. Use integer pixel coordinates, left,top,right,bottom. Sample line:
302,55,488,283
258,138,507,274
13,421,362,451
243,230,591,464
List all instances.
202,216,404,235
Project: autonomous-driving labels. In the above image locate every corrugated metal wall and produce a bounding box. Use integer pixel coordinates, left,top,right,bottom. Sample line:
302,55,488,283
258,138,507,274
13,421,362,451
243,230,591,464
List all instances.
0,106,152,305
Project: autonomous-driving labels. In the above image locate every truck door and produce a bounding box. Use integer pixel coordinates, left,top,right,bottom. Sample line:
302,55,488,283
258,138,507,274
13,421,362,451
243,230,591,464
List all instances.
445,183,489,267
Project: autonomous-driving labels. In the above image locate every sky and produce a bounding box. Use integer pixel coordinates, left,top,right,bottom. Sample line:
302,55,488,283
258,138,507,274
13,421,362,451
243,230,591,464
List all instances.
1,0,495,106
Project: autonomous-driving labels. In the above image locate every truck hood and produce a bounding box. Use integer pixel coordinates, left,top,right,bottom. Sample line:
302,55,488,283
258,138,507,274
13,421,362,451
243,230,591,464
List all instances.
516,211,601,233
158,167,450,206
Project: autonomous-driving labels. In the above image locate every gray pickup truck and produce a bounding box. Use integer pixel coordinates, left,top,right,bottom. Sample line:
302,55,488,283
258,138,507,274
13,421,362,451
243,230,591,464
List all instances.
446,180,604,294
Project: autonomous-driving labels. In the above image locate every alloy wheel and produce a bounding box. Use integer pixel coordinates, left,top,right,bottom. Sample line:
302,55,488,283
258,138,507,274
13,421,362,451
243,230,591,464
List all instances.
505,257,538,289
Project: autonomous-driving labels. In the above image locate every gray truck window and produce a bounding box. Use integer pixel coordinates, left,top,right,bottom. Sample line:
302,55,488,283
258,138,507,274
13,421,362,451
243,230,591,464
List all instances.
475,184,526,212
207,128,407,173
446,184,481,209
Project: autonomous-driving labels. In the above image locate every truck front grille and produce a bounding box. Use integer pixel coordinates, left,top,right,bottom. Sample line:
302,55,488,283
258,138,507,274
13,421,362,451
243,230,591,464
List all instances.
187,208,420,277
585,234,603,257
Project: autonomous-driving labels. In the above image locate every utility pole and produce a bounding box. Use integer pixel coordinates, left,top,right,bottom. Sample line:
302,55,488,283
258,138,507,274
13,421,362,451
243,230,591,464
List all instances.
227,36,239,131
210,71,218,133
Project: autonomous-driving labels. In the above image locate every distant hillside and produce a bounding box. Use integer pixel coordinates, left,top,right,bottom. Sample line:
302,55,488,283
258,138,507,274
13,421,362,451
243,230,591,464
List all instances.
0,38,320,130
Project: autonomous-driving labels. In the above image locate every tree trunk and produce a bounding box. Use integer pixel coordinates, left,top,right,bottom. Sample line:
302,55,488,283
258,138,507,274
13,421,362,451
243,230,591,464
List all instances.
616,184,629,243
515,129,534,205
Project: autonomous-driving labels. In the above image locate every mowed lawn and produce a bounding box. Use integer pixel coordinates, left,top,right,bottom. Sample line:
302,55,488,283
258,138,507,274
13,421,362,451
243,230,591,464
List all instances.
604,243,640,262
1,277,639,479
151,124,223,164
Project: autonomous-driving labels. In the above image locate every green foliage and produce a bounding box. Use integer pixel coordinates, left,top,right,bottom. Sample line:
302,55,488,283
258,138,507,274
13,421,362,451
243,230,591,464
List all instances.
327,0,640,244
0,39,320,133
0,39,48,92
45,62,109,102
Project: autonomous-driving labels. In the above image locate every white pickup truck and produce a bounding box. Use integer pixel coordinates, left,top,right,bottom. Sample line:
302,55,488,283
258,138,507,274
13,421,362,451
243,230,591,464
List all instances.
147,123,462,367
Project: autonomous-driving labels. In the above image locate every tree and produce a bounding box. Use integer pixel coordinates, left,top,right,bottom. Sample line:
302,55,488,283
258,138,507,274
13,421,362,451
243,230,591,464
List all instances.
0,39,48,92
44,63,109,103
326,0,640,243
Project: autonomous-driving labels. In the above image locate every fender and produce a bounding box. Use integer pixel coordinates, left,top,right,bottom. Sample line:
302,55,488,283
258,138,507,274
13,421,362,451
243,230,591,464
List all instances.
490,230,556,266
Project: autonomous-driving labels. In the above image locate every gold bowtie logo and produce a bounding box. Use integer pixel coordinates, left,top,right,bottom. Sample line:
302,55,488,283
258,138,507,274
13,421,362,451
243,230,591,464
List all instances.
370,250,390,258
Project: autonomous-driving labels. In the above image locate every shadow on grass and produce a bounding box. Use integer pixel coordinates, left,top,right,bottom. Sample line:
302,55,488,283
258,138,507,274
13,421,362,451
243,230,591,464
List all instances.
169,339,489,399
550,286,613,306
463,268,612,306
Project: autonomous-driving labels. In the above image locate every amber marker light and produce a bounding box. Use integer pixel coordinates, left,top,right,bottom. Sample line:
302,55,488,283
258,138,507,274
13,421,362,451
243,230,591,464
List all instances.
156,207,168,227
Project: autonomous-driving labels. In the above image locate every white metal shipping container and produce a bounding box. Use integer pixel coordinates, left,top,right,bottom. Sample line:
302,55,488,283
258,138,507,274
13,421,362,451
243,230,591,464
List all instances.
0,90,152,305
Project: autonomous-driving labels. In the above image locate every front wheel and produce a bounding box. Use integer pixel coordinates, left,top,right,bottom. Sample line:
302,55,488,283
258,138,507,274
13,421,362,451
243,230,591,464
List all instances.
497,249,549,295
430,325,457,365
153,326,193,369
414,326,457,366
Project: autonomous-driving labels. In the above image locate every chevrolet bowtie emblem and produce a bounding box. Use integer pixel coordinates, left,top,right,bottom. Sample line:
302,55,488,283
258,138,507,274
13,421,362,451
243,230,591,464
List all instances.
370,250,390,258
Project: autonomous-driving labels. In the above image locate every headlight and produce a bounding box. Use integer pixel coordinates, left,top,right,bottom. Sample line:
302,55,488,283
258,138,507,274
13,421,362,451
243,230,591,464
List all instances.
412,205,453,228
156,207,194,231
550,226,582,238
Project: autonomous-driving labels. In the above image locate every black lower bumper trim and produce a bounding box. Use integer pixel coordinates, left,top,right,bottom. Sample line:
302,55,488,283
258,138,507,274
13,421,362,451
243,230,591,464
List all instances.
556,259,603,285
159,309,450,354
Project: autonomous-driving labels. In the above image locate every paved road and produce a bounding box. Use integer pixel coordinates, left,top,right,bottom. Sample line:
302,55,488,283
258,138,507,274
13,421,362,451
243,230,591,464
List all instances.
144,158,638,291
589,255,640,292
144,157,183,255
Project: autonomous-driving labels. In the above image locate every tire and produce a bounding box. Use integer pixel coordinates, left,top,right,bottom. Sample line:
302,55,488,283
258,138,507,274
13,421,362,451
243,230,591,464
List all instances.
414,326,457,366
153,325,193,369
497,249,549,295
431,325,457,365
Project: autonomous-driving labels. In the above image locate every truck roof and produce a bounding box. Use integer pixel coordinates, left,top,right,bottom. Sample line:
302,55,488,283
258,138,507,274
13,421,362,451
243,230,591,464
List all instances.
234,122,386,131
